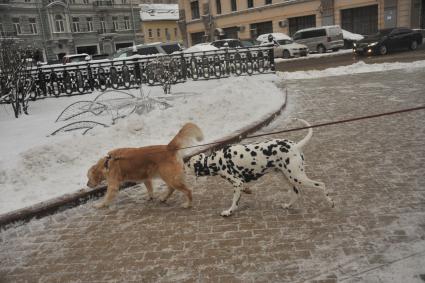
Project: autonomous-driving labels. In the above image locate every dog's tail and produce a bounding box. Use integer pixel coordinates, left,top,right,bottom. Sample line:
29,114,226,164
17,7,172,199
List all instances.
168,122,204,151
293,118,313,149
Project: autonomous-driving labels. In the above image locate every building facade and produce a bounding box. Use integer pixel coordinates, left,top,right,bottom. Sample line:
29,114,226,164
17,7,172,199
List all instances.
140,3,181,43
0,0,142,62
178,0,425,46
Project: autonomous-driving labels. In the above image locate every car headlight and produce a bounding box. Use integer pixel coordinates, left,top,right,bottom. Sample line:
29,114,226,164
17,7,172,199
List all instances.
353,43,357,47
368,42,378,46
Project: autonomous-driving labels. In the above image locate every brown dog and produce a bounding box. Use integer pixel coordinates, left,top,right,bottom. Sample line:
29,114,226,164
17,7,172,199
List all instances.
87,123,203,208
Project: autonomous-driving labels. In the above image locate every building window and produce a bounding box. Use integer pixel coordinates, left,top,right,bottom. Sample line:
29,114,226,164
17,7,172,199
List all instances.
157,28,160,37
174,27,177,37
247,0,253,8
215,0,221,14
69,0,75,4
265,0,272,4
112,16,119,31
165,28,169,40
100,17,106,33
72,17,80,32
191,1,200,19
148,28,152,38
29,18,38,34
231,0,237,11
124,16,130,30
12,18,22,35
122,0,126,3
0,23,3,34
55,15,65,33
87,17,93,31
83,0,88,4
25,0,31,2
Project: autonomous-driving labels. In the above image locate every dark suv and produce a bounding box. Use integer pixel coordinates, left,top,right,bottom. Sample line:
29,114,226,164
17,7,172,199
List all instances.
354,27,423,55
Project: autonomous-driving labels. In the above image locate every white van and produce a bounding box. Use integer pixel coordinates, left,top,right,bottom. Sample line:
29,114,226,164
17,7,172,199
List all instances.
293,25,344,53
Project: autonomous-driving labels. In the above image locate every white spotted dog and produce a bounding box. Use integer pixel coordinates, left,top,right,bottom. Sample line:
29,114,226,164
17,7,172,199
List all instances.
187,118,334,216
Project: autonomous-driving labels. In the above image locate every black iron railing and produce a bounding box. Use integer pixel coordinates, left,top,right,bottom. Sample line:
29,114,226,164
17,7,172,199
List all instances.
0,46,275,102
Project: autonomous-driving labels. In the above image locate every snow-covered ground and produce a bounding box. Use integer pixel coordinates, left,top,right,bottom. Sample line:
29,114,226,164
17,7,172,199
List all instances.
277,60,425,80
275,49,352,63
0,75,285,215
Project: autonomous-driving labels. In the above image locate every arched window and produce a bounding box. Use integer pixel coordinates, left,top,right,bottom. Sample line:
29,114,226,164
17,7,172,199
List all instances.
55,15,65,32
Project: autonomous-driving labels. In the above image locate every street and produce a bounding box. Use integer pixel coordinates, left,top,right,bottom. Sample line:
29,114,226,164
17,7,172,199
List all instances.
1,66,424,282
276,46,425,72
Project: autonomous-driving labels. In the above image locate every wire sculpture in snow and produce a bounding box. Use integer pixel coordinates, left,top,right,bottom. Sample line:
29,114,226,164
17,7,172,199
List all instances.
51,88,172,136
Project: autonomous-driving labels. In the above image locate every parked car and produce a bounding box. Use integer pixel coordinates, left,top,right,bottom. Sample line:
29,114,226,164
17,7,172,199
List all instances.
112,42,183,59
353,27,423,55
240,39,260,47
211,39,243,48
257,33,308,58
293,25,344,53
184,43,219,53
62,53,90,64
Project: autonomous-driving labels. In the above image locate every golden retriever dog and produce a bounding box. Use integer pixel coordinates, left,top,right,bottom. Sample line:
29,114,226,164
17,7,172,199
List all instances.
87,123,203,209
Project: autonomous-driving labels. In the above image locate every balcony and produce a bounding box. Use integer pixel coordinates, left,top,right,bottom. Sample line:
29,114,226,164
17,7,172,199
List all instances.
49,32,73,42
93,0,114,10
97,28,117,34
0,31,18,37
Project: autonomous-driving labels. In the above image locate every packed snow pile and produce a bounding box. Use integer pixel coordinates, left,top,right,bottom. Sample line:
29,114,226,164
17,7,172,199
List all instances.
278,60,425,80
0,75,284,214
342,29,364,41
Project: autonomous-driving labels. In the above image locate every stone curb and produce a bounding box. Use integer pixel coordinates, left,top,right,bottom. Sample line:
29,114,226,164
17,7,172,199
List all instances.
0,90,287,230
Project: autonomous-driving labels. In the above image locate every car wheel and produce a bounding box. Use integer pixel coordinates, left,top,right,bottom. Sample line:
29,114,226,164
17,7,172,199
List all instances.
317,45,326,53
283,50,290,59
378,45,387,55
410,40,418,50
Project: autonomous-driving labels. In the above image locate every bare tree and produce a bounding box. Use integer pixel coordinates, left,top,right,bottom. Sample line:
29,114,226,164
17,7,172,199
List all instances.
0,38,38,118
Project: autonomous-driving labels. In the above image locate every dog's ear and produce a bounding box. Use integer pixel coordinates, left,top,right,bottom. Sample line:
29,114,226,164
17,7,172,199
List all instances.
87,158,107,188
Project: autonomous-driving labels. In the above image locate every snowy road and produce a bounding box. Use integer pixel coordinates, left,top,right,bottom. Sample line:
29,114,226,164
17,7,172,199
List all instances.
1,64,424,282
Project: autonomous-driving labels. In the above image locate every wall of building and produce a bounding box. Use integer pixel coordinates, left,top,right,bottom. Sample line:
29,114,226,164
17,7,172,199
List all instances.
179,0,419,46
0,0,142,62
142,20,181,43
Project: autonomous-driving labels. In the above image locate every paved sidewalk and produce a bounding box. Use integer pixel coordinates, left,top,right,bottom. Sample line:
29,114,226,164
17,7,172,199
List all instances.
1,68,425,282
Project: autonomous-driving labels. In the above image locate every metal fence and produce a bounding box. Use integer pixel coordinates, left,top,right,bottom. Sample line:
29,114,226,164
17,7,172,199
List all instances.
0,45,275,103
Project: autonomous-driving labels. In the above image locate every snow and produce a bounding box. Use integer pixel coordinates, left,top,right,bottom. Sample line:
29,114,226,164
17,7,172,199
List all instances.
139,4,179,21
184,43,218,53
342,29,364,41
275,49,352,63
277,60,425,80
0,75,284,215
257,33,291,42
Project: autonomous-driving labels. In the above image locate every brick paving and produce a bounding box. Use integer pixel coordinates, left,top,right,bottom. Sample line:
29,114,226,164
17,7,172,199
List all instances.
1,68,425,282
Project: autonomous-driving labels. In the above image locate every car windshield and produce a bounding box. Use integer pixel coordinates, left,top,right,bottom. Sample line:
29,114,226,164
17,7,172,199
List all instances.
277,39,293,45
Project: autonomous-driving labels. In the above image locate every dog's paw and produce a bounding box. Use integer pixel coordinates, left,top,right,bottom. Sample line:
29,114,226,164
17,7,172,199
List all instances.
220,210,232,217
94,202,107,209
243,188,252,194
144,196,154,201
282,203,291,210
182,202,192,209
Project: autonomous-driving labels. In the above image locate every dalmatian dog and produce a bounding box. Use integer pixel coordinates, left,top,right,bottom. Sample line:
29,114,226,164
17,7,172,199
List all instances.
187,118,334,216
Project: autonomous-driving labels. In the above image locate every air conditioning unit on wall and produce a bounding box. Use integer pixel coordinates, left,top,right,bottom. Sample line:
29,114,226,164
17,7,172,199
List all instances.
278,20,288,28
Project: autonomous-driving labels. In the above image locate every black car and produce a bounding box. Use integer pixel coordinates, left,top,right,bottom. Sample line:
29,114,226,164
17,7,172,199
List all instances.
354,27,423,55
